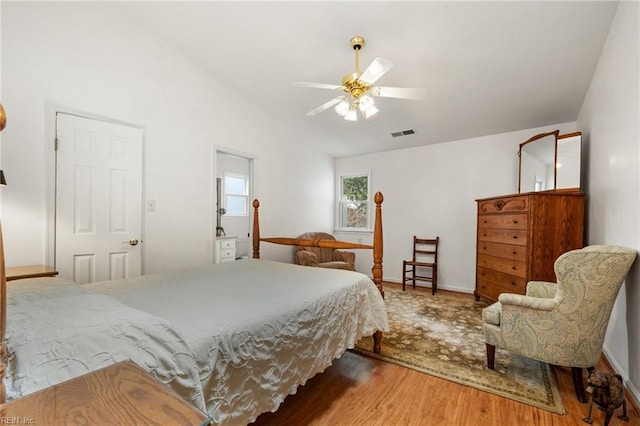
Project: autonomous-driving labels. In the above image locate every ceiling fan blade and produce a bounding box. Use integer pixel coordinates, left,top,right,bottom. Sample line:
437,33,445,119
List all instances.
371,86,427,100
359,57,393,85
306,97,343,116
295,82,342,91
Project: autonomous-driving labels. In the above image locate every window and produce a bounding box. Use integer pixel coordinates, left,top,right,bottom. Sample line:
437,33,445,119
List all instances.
224,172,248,216
338,174,370,230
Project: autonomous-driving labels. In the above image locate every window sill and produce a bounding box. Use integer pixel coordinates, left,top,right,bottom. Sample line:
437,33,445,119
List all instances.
333,229,373,234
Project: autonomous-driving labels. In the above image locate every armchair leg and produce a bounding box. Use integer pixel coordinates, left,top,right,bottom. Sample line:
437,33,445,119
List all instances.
572,367,588,403
486,343,495,370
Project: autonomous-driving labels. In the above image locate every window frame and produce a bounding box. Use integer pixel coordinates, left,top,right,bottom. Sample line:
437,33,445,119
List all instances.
336,172,372,231
223,171,249,217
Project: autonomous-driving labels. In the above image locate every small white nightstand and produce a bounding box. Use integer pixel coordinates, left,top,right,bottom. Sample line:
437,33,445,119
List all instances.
215,236,237,263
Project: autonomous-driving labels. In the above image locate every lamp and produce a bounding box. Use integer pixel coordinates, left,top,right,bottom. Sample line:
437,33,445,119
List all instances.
0,171,6,187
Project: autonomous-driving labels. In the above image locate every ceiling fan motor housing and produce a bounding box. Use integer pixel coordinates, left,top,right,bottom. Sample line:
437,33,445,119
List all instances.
342,72,370,99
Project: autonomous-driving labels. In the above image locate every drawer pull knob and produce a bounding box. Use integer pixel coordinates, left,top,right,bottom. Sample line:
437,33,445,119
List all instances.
512,236,518,239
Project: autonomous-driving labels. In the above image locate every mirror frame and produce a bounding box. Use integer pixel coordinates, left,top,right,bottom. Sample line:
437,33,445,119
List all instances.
518,130,559,193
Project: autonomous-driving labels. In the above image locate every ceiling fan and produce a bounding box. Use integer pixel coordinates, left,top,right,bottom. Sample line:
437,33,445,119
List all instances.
295,36,426,121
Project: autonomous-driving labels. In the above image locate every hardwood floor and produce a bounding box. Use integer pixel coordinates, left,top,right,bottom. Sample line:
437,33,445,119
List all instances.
253,284,640,426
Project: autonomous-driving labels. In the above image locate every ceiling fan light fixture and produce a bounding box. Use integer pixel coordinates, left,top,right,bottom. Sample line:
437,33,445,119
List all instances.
334,99,351,116
362,105,379,119
359,95,375,112
344,109,358,122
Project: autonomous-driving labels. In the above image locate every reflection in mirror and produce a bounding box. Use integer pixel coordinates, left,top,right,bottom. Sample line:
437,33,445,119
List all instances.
518,130,558,193
556,133,581,190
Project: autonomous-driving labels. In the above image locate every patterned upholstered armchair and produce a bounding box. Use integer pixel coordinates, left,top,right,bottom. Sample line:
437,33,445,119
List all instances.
482,245,636,402
293,232,356,271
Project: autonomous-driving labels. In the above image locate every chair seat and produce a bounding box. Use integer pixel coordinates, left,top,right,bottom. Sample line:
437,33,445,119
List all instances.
317,261,354,270
482,302,501,326
404,260,435,268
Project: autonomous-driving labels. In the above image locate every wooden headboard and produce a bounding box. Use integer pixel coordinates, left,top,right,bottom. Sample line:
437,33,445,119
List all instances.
252,191,385,353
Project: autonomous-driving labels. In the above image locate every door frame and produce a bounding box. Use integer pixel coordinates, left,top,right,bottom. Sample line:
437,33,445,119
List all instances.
211,145,256,263
44,102,146,273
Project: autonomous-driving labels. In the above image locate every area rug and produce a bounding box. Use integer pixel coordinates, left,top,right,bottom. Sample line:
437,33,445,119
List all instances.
353,287,565,414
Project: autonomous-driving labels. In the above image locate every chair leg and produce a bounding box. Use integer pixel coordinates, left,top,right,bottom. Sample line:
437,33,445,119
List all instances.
486,343,495,370
572,367,588,403
432,265,437,295
402,261,406,291
412,265,416,289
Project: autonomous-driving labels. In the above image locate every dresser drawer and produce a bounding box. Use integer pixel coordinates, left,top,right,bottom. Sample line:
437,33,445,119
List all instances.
477,253,527,278
476,277,526,300
478,196,529,214
220,249,235,260
476,267,527,297
220,239,236,249
477,228,528,246
478,213,528,230
477,241,527,262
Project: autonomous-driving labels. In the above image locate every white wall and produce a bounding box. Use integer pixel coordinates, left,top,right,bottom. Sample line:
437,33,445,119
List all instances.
0,2,334,272
336,122,577,292
576,1,640,403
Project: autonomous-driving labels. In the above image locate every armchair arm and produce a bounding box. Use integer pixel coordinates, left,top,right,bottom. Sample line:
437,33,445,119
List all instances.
526,281,557,299
296,250,319,267
333,250,355,266
498,293,557,311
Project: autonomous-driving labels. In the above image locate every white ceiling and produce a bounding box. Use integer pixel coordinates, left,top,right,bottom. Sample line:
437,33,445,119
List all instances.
116,1,619,157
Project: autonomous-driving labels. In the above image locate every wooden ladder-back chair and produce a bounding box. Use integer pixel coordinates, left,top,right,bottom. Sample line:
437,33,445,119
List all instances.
402,236,439,294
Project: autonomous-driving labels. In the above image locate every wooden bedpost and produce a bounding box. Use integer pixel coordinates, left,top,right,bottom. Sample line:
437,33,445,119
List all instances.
371,192,384,354
252,199,260,259
0,221,7,403
372,192,384,297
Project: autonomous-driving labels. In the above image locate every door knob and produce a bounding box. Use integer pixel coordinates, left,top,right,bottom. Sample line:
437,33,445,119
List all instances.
123,239,139,246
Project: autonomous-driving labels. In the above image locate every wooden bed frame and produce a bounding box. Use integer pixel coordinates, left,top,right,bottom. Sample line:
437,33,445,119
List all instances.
252,191,385,355
0,192,385,403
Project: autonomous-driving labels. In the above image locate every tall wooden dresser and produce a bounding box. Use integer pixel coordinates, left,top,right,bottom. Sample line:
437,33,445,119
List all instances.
475,191,585,302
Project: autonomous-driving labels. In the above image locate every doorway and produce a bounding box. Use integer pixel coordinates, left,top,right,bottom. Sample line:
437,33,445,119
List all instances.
215,151,253,260
55,113,143,283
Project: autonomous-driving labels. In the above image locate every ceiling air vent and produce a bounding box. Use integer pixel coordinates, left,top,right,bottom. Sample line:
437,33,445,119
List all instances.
391,129,416,138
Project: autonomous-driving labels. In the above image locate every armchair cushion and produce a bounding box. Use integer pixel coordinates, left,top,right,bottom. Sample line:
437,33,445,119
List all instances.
526,281,558,299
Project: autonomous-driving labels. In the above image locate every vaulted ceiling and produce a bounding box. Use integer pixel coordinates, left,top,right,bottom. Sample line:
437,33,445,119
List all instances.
117,1,619,157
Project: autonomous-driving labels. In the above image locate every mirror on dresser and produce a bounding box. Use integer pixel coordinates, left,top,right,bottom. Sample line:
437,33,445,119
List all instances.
518,131,582,193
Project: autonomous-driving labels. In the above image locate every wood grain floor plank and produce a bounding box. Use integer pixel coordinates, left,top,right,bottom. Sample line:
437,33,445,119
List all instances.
253,284,640,426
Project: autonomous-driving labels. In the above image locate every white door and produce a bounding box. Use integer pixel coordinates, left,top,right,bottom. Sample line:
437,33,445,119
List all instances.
55,113,143,283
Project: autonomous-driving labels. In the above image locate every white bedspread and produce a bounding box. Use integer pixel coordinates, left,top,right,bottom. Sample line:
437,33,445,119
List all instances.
6,278,206,410
85,259,388,425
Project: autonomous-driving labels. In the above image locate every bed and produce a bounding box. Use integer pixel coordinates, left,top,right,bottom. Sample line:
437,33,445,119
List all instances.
0,192,388,425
